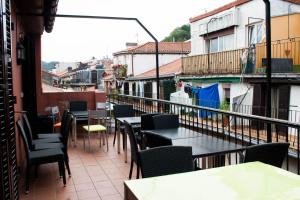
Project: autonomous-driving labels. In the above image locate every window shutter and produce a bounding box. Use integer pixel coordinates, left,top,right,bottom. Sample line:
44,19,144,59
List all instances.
0,0,19,199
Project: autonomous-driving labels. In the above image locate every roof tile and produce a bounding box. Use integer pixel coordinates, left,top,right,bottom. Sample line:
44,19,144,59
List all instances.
113,42,191,55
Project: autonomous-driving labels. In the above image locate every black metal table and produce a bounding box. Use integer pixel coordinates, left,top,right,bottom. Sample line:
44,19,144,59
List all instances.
116,116,141,162
143,127,244,167
143,127,202,140
172,135,244,158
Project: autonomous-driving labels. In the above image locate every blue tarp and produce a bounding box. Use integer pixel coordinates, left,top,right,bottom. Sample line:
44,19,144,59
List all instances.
192,84,220,117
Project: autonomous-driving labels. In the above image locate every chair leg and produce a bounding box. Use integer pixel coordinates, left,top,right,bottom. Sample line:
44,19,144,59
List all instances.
122,132,125,150
136,165,140,179
106,131,109,152
129,160,133,179
113,120,117,146
88,133,91,151
65,154,72,177
59,160,66,186
99,132,101,147
83,135,86,150
25,164,30,194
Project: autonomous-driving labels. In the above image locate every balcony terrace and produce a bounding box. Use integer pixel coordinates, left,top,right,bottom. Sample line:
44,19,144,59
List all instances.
182,37,300,76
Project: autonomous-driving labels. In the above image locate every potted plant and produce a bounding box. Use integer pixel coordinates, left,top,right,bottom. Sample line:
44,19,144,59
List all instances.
220,101,230,126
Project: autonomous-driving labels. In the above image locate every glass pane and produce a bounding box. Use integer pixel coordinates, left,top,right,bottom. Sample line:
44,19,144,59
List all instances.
210,38,218,53
257,24,263,43
219,37,224,52
223,34,234,51
249,26,256,45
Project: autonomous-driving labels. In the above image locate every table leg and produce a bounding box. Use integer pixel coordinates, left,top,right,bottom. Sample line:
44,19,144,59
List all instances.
124,131,127,163
117,121,120,154
74,117,77,147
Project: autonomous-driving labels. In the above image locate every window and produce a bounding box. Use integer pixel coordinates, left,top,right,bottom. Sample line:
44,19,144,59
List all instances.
210,38,219,53
208,34,234,53
248,23,263,45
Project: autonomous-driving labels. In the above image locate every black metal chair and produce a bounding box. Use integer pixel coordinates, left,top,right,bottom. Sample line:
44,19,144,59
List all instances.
243,142,290,168
16,120,66,194
139,146,193,178
143,131,172,148
124,121,140,179
37,109,69,139
22,113,61,149
140,113,159,130
113,104,134,146
34,113,73,177
152,114,179,129
69,101,87,112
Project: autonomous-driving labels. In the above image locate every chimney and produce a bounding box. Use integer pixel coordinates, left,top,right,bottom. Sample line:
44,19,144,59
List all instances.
126,42,138,49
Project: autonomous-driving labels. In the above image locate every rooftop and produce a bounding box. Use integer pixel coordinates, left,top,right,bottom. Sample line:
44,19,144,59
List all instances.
113,42,191,56
128,58,182,80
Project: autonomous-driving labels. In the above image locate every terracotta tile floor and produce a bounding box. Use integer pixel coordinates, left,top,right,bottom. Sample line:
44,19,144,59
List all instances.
19,134,136,200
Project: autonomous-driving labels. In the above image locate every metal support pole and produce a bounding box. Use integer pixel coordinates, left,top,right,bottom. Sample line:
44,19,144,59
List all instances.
263,0,272,142
17,13,160,99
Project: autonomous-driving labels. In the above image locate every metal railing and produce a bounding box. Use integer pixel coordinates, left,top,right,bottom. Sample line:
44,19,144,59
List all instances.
108,93,300,174
182,48,245,75
256,37,300,71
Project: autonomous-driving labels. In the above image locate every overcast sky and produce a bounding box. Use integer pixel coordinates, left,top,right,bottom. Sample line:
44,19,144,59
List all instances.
41,0,233,62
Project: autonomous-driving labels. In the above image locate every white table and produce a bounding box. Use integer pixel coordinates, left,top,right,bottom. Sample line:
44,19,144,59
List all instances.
124,162,300,200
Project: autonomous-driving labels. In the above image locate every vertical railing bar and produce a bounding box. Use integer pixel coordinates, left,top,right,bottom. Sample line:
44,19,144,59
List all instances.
241,117,244,146
222,114,225,140
206,110,208,135
216,113,219,138
256,121,260,144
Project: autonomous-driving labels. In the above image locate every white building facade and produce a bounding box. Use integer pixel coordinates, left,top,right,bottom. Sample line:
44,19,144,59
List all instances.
190,0,300,55
113,42,191,76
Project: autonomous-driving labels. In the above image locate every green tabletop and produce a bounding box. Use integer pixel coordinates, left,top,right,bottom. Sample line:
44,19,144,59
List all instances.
124,162,300,200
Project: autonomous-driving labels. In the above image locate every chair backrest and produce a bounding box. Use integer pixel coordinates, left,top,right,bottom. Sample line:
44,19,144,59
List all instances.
113,104,134,118
243,142,290,168
16,120,31,160
141,113,159,130
60,109,69,132
124,121,139,162
69,101,87,112
87,110,107,127
139,146,193,178
143,131,172,148
21,112,34,149
96,102,108,110
61,113,73,148
152,114,179,129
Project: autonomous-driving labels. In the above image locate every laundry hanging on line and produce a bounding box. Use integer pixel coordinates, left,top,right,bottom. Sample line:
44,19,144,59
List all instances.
191,83,220,118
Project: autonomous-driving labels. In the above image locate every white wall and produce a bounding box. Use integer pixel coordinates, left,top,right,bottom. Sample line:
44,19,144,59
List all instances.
190,0,300,55
230,83,253,113
114,54,184,76
289,86,300,123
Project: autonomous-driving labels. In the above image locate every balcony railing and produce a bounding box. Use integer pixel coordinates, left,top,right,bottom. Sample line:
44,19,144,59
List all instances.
182,48,245,75
256,37,300,72
108,93,300,174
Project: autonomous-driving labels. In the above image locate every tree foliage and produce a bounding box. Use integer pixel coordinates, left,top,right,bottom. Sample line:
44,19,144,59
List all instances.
162,24,190,42
42,61,59,71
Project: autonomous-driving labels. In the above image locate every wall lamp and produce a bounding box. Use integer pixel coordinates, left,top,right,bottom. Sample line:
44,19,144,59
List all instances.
16,33,25,65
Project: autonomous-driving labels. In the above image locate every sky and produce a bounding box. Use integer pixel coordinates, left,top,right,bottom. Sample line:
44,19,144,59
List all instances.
41,0,233,62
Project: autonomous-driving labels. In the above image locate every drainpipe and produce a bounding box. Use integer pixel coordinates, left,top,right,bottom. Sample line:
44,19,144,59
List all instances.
131,53,134,76
263,0,272,142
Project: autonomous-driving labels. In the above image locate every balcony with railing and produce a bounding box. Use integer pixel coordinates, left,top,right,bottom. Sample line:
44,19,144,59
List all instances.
182,37,300,76
255,37,300,73
182,48,245,75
